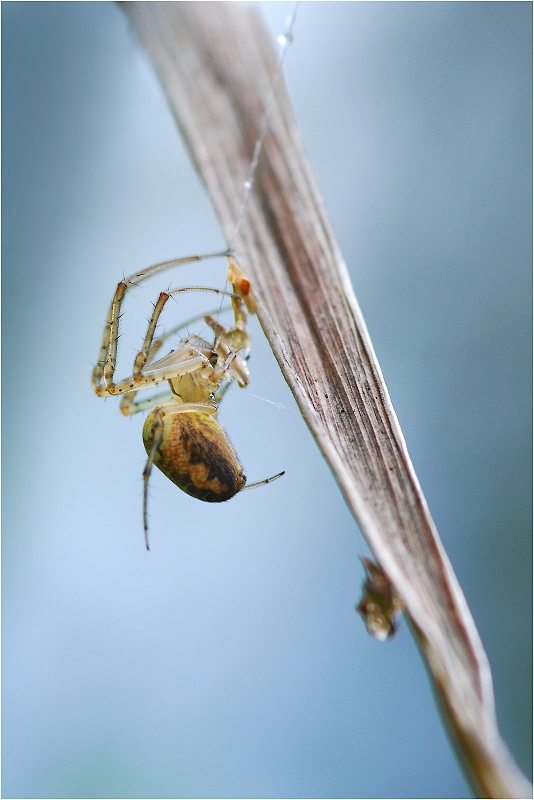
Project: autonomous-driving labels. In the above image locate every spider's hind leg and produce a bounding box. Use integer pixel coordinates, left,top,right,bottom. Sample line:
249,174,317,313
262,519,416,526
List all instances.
142,407,165,550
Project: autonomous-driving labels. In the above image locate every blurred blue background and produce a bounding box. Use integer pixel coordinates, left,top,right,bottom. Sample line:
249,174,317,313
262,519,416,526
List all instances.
2,2,531,798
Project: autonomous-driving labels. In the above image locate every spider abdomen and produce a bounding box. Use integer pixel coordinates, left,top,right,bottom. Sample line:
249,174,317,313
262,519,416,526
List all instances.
143,408,246,503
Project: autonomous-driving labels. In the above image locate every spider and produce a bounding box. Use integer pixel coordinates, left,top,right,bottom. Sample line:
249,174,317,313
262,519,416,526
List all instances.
92,251,284,549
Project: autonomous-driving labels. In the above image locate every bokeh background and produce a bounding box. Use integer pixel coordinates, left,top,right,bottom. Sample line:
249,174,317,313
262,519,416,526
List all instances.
3,2,531,798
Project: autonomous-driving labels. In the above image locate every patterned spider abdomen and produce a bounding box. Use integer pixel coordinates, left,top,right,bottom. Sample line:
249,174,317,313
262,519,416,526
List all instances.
143,408,246,502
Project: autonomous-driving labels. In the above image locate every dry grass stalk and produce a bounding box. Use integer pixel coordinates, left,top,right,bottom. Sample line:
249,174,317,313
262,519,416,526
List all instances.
121,3,531,797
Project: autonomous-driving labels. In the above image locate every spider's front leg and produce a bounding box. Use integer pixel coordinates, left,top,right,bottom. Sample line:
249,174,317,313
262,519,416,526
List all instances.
92,285,181,396
93,347,212,399
93,282,236,398
91,249,229,396
91,279,127,394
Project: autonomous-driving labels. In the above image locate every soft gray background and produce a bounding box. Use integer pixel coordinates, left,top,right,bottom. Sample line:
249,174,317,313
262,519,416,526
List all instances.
3,2,532,798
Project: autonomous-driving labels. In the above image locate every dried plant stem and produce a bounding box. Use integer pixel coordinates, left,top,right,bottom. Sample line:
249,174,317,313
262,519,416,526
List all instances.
121,3,531,797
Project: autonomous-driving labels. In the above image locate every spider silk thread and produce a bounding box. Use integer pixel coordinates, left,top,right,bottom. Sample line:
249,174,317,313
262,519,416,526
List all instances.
229,3,300,249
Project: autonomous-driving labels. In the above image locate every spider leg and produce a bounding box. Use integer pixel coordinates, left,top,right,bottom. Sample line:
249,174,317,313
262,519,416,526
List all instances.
204,315,250,389
142,406,164,550
93,351,210,398
92,248,230,395
147,330,213,371
153,306,232,352
123,249,229,290
227,256,257,315
120,388,174,416
93,286,237,396
243,471,285,490
201,260,256,388
132,286,236,382
91,279,127,393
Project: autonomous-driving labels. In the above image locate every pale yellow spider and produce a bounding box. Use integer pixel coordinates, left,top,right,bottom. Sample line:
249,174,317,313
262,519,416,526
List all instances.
92,251,283,549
